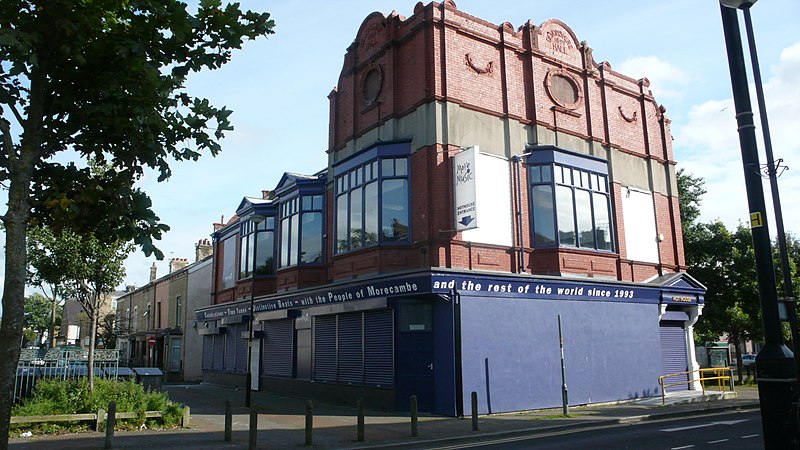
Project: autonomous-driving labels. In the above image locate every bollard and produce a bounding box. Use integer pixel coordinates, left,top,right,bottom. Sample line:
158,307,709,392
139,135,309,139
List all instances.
96,408,105,432
224,399,232,442
410,395,418,437
305,400,313,446
357,398,365,442
182,406,191,428
471,391,478,431
249,408,258,450
104,401,116,449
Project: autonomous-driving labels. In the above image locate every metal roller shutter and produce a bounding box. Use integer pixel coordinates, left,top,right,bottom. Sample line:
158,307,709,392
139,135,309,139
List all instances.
364,309,394,387
212,334,225,371
202,335,214,370
263,319,294,377
314,316,337,383
235,324,248,374
224,324,238,373
337,313,364,385
660,321,689,391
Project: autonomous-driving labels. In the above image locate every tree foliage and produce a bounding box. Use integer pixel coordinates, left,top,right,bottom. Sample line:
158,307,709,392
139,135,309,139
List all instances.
26,225,79,347
676,168,706,238
0,1,274,446
23,293,54,345
68,233,131,390
678,170,762,382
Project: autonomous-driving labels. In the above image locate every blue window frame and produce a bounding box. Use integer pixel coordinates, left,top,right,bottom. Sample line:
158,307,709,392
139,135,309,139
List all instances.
239,216,276,279
279,194,324,268
527,147,613,251
335,156,409,254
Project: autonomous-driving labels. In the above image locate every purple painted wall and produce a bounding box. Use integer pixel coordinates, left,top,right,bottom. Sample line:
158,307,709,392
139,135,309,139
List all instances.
460,296,664,414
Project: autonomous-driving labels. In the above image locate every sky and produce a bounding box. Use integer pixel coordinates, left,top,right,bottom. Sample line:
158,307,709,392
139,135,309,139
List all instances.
2,0,799,307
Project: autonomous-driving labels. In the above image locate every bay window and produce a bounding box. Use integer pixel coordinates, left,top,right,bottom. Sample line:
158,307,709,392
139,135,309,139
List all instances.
239,216,275,279
528,148,613,251
279,194,323,268
335,156,409,253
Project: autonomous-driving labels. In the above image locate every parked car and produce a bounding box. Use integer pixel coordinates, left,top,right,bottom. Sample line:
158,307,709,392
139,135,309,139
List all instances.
741,354,756,366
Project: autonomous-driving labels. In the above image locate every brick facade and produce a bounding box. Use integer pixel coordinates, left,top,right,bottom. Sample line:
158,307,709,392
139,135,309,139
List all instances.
211,1,686,305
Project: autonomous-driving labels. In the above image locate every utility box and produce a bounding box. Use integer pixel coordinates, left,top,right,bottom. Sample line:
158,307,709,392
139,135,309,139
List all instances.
707,342,730,368
133,367,164,392
105,366,135,380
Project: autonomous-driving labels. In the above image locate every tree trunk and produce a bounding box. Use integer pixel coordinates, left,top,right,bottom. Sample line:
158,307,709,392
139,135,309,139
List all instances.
0,209,28,450
0,128,39,450
88,295,99,391
732,335,744,385
49,287,58,349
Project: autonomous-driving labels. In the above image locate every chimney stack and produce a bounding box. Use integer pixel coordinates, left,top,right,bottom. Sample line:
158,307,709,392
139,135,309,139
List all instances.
149,262,158,282
195,238,213,261
213,215,225,232
126,284,136,293
262,190,271,200
169,257,189,273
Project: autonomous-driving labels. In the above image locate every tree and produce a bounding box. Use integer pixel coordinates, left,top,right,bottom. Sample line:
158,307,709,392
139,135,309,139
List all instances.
98,311,120,350
676,168,707,238
66,234,131,390
0,1,274,446
26,225,81,348
23,292,54,346
678,170,761,382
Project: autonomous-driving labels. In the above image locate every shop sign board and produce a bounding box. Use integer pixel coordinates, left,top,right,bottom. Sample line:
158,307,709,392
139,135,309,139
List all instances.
454,146,478,231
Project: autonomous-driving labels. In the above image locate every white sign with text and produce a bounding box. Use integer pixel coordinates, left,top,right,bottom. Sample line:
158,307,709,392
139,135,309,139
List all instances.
454,146,478,231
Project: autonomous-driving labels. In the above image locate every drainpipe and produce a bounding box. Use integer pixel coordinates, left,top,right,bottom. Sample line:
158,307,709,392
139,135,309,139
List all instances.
512,150,533,273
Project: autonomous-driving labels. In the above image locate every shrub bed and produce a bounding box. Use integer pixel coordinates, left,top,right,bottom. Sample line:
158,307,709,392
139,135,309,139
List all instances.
12,378,184,435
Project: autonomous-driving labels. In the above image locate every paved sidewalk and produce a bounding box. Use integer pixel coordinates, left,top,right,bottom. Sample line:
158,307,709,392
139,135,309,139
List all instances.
9,384,760,449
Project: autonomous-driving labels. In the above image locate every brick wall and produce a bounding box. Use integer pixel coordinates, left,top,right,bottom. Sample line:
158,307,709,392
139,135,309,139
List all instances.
212,2,692,302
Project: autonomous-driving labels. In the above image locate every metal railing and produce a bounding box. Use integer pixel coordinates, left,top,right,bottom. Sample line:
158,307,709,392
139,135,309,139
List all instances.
15,348,121,403
658,367,734,404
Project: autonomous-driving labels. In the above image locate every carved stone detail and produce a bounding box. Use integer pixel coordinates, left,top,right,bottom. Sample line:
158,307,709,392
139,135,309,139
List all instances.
465,53,493,75
618,105,638,123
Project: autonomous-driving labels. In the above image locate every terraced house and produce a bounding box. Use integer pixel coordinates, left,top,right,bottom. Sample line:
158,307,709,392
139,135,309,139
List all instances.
196,1,705,415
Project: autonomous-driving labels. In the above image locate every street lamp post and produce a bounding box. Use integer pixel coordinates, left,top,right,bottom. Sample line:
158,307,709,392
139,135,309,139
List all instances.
740,5,800,381
245,214,265,408
719,2,798,447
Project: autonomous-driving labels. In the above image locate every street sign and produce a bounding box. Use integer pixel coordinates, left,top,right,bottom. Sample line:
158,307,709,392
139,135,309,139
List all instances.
147,335,156,347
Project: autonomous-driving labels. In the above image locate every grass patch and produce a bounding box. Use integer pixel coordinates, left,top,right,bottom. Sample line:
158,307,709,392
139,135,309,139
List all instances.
12,378,184,436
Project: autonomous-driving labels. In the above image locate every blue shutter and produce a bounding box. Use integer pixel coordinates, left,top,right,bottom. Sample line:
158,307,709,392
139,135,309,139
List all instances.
212,334,225,371
263,319,294,377
202,335,213,370
660,321,688,391
224,325,238,373
364,309,394,387
337,313,364,385
236,324,248,374
314,316,337,383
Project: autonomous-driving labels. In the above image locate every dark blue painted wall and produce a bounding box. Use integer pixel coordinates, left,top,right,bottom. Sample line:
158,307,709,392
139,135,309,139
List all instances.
460,296,664,414
433,297,455,415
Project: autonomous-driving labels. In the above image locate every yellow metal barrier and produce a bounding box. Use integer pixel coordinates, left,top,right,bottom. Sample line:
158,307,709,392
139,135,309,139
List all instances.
658,367,734,404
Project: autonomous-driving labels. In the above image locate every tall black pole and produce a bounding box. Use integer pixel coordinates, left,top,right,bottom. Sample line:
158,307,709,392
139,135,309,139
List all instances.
742,7,800,379
246,220,260,408
720,4,797,447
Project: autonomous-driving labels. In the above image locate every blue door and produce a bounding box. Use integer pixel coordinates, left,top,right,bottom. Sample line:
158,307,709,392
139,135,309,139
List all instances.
395,300,435,411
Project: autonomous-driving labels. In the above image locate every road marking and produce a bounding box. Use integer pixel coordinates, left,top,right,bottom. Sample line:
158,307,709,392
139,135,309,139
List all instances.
671,446,695,449
661,419,748,432
708,439,729,444
741,434,759,439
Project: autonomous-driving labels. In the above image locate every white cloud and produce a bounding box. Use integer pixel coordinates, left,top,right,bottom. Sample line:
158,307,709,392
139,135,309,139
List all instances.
616,56,693,101
674,41,800,238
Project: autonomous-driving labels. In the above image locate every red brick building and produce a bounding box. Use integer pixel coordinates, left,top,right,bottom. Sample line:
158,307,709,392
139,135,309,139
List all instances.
197,2,704,415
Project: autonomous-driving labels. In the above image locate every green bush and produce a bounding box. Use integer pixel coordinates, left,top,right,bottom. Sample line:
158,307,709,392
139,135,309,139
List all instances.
12,378,184,435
